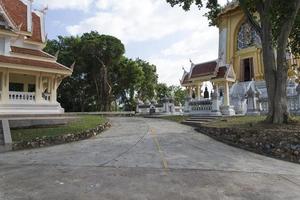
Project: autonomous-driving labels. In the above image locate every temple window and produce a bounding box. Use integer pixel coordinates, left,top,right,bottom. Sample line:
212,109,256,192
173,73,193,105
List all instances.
237,22,261,50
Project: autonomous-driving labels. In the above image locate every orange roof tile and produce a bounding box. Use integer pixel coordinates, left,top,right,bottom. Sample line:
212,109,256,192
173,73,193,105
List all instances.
0,55,71,72
190,61,217,78
0,0,27,31
11,46,54,59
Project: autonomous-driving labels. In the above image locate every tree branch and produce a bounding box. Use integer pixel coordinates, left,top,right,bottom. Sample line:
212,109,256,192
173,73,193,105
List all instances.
239,0,262,37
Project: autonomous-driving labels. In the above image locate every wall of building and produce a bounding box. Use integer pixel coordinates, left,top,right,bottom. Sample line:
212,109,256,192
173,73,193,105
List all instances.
218,7,264,82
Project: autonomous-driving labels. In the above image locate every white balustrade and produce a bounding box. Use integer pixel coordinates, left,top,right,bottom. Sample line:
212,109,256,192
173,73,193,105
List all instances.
43,93,51,101
189,100,213,112
9,92,36,103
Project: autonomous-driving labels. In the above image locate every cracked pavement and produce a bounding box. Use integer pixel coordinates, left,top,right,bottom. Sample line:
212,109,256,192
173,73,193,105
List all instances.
0,117,300,200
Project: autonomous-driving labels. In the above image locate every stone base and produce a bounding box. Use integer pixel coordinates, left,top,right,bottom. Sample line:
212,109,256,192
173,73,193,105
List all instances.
220,106,236,116
246,110,261,116
210,111,222,116
0,103,64,115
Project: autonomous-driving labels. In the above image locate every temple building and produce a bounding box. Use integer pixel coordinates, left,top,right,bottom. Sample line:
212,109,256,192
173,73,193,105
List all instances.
181,1,300,116
0,0,72,115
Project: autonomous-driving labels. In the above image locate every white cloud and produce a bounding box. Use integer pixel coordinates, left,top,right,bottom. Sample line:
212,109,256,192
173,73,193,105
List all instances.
66,0,207,43
62,0,223,86
35,0,94,11
150,26,219,86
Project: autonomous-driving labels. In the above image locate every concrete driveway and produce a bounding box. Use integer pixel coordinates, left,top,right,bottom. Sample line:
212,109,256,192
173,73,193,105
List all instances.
0,117,300,200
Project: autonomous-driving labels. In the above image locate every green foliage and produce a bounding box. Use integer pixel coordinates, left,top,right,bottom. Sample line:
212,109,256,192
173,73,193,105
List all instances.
44,32,158,112
80,32,125,111
156,83,172,102
136,58,158,101
112,57,145,111
171,86,186,106
11,115,106,142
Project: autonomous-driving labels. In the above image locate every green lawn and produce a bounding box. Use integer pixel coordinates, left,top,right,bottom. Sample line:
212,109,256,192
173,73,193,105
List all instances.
205,115,300,129
11,115,107,142
161,115,189,123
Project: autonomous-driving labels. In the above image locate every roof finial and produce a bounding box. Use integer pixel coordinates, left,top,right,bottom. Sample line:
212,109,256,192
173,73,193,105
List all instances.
17,23,23,31
189,59,194,65
70,62,76,71
54,50,60,60
40,5,48,14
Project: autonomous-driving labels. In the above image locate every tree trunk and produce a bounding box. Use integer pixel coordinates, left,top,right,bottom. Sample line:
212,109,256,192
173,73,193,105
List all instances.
257,0,300,124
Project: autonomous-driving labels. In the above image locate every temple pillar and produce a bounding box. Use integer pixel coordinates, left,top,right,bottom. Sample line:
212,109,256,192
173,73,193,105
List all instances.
211,83,222,116
189,86,193,98
51,76,58,103
220,81,235,116
197,83,201,100
224,81,230,106
35,74,43,103
1,71,9,103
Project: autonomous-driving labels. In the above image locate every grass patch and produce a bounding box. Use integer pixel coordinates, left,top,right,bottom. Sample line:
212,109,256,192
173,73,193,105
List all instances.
11,115,107,142
161,115,189,123
204,115,300,129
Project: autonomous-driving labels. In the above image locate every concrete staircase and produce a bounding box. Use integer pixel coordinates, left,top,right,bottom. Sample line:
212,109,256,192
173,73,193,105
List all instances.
182,116,220,127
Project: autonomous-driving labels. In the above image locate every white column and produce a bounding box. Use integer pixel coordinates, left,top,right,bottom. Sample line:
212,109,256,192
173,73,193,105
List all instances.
197,83,201,100
35,74,43,103
224,81,230,106
51,77,57,103
2,71,9,103
189,86,193,98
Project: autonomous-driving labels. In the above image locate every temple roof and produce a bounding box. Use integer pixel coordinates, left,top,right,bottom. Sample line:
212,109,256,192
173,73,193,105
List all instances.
213,66,227,79
180,60,236,85
0,0,27,31
11,46,54,59
0,0,43,43
181,73,191,85
190,60,218,79
0,55,71,72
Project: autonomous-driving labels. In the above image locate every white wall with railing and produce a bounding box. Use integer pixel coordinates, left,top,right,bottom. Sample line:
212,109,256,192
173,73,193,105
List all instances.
9,91,36,103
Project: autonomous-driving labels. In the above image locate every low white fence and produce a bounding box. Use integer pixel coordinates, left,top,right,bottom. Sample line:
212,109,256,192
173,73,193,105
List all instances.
9,92,36,103
189,99,213,113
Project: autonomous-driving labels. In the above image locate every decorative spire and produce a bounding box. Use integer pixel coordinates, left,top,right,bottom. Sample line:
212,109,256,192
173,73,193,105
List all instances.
54,50,59,59
70,62,76,71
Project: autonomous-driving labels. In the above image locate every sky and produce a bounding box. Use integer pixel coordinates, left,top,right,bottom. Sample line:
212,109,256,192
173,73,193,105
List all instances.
34,0,227,86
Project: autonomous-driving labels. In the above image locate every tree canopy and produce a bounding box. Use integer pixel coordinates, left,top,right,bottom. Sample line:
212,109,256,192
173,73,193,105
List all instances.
44,32,159,112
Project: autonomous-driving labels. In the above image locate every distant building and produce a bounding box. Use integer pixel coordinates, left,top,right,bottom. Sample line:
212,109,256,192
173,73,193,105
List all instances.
181,2,300,116
0,0,73,115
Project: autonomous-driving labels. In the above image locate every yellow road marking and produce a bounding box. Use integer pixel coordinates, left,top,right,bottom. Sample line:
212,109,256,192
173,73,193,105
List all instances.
150,128,169,170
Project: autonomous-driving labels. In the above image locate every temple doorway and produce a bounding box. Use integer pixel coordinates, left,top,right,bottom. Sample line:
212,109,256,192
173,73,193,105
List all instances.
241,58,254,82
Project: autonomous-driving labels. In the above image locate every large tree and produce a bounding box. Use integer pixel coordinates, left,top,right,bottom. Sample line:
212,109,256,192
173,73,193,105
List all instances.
112,57,145,111
166,0,300,124
44,36,94,112
81,32,125,111
45,32,158,112
136,58,158,101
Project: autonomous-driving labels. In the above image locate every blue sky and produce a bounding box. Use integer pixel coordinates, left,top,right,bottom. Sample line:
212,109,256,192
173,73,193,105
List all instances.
35,0,226,86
